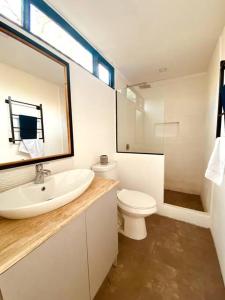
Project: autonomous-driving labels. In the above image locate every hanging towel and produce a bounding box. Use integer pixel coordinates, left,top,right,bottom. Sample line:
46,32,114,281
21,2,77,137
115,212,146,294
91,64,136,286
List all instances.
221,85,225,111
205,137,225,186
19,115,37,139
19,139,44,158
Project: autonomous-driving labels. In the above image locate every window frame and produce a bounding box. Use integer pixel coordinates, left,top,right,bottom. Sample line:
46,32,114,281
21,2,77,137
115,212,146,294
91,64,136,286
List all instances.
0,0,115,88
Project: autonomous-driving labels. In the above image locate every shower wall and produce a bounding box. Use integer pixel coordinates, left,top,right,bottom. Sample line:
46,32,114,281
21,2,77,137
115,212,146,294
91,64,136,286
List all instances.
144,73,207,195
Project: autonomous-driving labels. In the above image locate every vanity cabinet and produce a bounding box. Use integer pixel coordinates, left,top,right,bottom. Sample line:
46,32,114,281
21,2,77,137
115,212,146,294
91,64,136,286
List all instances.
0,188,118,300
0,213,90,300
86,190,118,299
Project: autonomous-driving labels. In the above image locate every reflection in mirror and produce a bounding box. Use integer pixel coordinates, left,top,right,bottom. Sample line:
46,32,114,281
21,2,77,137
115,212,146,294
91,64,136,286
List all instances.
0,25,73,169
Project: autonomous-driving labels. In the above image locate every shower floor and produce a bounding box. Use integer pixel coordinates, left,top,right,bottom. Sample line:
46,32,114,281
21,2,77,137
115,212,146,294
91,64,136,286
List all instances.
164,189,204,212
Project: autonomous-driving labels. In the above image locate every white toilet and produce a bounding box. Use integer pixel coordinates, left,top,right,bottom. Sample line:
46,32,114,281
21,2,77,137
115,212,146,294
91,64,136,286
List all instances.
92,161,157,240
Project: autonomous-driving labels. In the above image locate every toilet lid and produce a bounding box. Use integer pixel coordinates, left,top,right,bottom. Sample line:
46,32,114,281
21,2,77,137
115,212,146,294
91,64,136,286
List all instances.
117,189,156,209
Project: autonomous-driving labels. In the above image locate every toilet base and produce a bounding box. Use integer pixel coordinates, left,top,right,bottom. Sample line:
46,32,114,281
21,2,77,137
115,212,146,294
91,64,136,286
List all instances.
119,214,147,240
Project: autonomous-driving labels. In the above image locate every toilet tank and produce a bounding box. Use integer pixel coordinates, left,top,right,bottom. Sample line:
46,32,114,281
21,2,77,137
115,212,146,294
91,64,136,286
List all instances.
92,162,118,180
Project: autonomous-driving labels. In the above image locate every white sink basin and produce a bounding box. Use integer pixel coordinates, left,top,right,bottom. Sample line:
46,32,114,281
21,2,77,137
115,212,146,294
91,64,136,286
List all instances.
0,169,95,219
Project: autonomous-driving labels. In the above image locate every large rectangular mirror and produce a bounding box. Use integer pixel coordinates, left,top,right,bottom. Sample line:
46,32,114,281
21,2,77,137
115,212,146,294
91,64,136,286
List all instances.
0,22,74,170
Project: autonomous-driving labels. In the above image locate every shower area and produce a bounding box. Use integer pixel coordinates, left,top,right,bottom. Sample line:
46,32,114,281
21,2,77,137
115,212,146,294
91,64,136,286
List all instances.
116,74,207,212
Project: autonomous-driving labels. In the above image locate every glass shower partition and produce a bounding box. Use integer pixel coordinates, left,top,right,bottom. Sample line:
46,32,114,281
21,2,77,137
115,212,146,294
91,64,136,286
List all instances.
116,87,165,154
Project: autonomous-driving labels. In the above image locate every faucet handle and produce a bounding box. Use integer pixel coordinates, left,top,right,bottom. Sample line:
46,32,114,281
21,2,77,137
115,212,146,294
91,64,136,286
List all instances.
35,163,43,172
43,169,51,176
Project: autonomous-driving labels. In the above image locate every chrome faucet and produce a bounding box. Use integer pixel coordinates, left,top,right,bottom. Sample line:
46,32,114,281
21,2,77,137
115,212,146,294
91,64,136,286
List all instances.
35,163,51,184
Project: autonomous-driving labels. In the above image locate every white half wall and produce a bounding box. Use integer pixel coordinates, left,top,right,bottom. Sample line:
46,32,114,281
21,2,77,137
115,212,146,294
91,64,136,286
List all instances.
158,203,211,228
114,153,164,208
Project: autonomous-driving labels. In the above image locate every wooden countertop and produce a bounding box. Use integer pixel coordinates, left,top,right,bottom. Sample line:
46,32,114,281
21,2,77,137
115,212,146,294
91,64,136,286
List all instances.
0,176,119,275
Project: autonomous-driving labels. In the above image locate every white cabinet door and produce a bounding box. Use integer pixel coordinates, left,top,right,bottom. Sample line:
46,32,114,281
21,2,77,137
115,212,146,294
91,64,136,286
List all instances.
86,189,118,299
0,213,90,300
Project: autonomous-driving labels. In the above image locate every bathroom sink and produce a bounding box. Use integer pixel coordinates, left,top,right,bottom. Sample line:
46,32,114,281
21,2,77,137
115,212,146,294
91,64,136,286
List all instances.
0,169,95,219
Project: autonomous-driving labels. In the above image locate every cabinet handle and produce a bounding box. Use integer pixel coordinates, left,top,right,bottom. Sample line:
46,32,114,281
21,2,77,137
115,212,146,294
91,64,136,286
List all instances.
0,288,3,300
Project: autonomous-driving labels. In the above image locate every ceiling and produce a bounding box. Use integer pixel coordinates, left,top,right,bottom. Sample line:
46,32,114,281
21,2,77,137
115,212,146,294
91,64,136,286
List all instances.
48,0,225,84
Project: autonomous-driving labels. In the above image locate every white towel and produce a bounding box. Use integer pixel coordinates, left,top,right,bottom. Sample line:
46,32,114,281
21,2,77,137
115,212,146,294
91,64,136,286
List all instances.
19,139,44,158
205,137,225,186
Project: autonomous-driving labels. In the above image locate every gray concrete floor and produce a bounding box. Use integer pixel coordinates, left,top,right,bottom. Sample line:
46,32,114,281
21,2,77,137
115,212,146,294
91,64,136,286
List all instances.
164,190,204,212
95,215,225,300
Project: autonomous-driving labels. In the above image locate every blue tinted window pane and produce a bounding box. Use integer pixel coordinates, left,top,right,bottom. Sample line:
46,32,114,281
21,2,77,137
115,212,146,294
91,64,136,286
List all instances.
98,64,110,85
30,5,93,73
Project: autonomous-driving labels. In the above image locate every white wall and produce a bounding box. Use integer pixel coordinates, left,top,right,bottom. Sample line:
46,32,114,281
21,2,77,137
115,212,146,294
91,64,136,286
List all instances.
203,25,225,283
70,63,116,168
144,74,207,195
201,42,221,211
0,62,67,162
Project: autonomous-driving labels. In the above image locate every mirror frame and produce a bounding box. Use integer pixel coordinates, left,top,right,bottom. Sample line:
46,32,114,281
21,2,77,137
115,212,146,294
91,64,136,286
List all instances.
0,21,74,170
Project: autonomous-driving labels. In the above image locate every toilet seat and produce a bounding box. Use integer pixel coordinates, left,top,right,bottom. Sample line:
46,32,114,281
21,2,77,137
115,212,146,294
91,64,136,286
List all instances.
92,160,157,240
118,201,157,217
117,189,156,210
